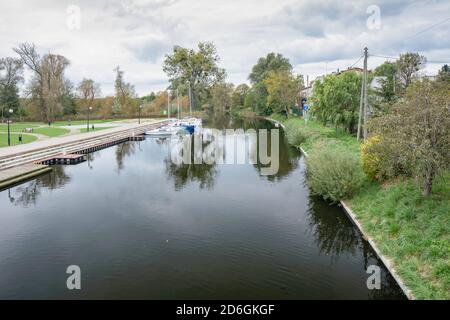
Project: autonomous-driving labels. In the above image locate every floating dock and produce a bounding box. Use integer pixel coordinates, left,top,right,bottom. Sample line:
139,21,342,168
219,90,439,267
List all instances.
0,164,52,190
0,122,162,189
129,135,146,141
38,153,86,165
36,135,146,165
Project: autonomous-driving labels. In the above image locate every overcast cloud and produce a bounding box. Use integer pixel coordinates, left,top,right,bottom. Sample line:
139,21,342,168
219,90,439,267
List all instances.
0,0,449,96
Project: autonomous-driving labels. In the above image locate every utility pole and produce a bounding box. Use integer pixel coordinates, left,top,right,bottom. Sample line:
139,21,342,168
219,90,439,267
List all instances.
357,47,369,141
363,47,369,140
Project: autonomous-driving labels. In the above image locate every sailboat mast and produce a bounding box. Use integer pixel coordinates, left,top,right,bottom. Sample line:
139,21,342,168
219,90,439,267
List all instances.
177,88,180,119
167,90,170,119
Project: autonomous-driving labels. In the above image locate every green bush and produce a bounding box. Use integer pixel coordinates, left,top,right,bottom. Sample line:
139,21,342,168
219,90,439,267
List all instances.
284,120,309,146
306,143,367,202
360,135,382,180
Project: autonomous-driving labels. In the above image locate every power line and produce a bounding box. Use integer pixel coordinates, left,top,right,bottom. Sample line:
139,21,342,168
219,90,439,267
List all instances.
371,54,397,60
403,17,450,42
371,54,448,64
349,54,364,69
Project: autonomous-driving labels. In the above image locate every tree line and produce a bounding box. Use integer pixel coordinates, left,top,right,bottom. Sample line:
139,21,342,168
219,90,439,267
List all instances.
0,43,142,122
1,41,306,122
162,43,304,118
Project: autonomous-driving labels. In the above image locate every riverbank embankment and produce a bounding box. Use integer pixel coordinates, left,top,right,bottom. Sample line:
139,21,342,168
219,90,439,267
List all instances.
267,115,449,300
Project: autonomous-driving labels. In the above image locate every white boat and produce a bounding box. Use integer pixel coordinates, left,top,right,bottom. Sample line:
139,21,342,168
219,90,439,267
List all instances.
145,125,182,137
173,117,202,133
146,117,202,137
170,117,200,126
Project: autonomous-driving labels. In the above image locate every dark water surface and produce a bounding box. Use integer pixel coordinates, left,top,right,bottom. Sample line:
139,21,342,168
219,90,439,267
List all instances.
0,117,405,299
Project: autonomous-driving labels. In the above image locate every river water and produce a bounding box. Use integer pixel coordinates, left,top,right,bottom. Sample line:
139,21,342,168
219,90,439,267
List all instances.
0,117,405,299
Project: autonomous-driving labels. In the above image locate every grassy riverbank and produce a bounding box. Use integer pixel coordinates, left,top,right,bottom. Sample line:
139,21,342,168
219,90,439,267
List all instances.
0,133,37,147
274,115,449,300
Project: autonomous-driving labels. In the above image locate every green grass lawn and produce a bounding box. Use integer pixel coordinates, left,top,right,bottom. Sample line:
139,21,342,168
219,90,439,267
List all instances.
32,127,70,137
0,122,42,132
0,133,38,147
51,119,118,126
0,122,69,137
271,115,360,155
349,174,450,299
275,114,450,299
79,126,115,133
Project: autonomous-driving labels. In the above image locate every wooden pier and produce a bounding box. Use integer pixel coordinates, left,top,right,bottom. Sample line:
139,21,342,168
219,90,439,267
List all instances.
38,153,86,165
129,135,146,141
36,135,145,165
0,121,165,188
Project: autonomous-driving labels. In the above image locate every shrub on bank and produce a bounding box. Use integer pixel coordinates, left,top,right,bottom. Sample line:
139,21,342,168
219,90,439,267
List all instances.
284,119,309,146
361,135,382,180
360,132,412,182
306,143,367,202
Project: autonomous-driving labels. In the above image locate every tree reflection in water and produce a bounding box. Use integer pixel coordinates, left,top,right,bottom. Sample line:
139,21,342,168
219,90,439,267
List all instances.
306,193,362,260
306,193,406,299
115,141,137,173
163,115,301,190
251,129,300,182
164,134,219,191
6,166,70,207
207,115,300,180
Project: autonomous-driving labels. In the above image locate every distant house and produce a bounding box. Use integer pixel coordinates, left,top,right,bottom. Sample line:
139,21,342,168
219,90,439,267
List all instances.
296,68,373,115
337,67,364,75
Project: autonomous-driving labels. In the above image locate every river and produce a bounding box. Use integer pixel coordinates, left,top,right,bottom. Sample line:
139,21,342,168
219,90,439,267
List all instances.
0,116,405,299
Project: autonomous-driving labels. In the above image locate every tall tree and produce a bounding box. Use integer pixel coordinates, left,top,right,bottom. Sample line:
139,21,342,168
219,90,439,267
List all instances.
211,82,234,117
244,83,269,114
247,53,294,115
163,42,225,109
60,79,77,116
14,43,70,122
368,80,449,196
373,61,398,103
77,78,101,115
0,57,24,121
263,71,301,116
40,54,70,121
249,53,292,84
312,71,361,133
231,83,250,107
436,64,450,83
113,66,136,116
396,52,426,89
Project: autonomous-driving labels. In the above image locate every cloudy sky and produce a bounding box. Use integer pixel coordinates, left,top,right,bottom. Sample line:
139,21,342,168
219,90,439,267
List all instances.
0,0,449,96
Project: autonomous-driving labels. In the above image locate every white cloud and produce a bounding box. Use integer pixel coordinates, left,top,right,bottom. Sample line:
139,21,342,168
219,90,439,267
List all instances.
0,0,449,96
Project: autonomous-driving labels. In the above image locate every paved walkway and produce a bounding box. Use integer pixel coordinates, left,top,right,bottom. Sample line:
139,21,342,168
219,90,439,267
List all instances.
0,119,162,158
60,123,122,130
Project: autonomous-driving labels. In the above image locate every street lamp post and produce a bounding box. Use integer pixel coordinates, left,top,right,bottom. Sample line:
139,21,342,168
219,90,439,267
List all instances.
139,103,143,124
7,109,13,146
87,106,92,132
